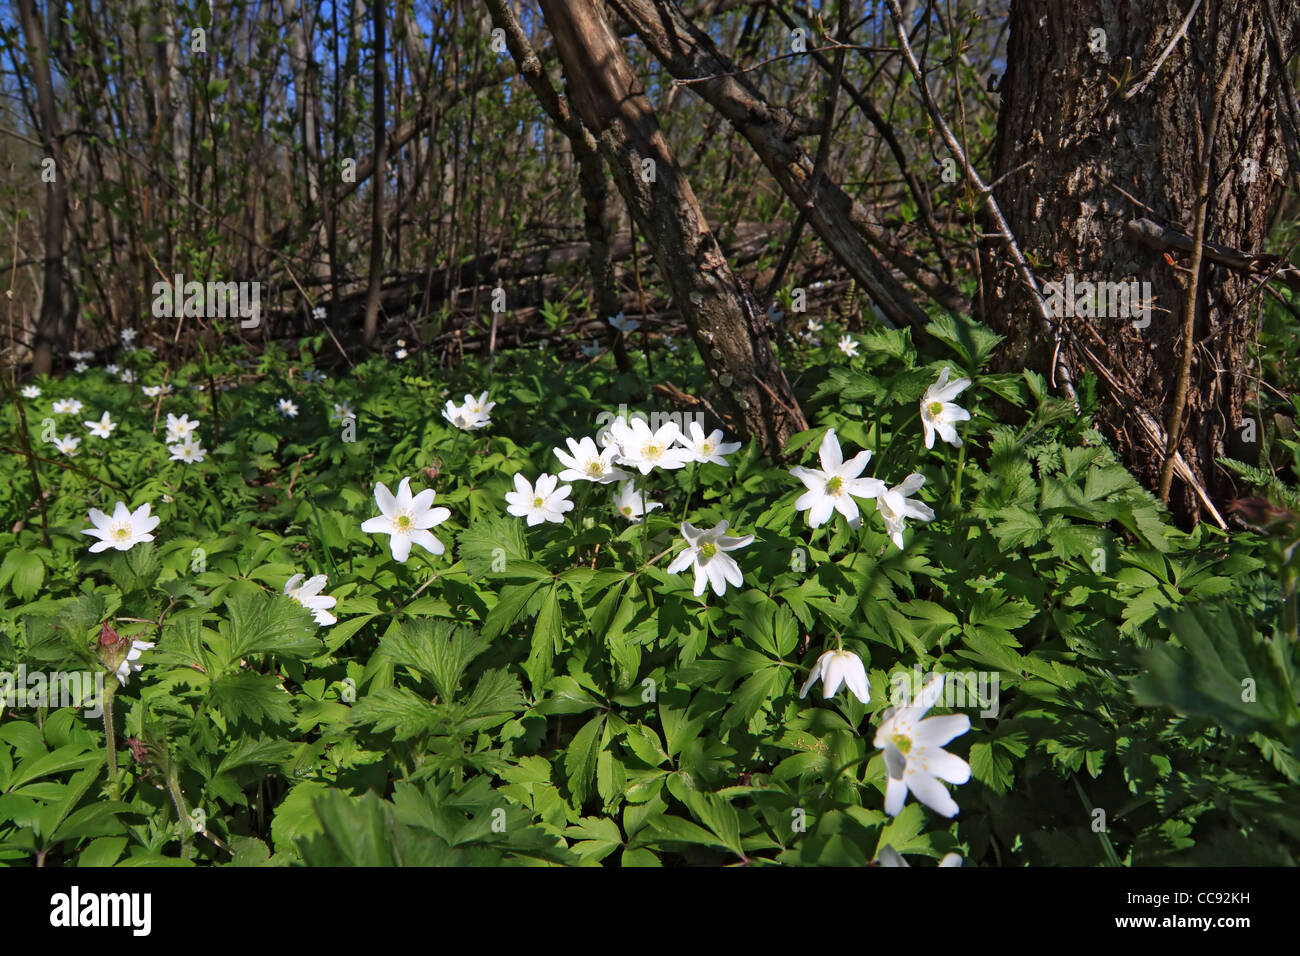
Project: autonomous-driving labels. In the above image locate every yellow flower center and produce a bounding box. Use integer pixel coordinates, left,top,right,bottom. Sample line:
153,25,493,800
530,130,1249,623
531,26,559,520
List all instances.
702,442,715,454
113,525,131,540
395,514,412,531
891,733,912,755
621,506,632,516
825,475,843,495
699,542,717,560
533,496,544,508
586,460,604,476
644,443,662,460
927,401,944,418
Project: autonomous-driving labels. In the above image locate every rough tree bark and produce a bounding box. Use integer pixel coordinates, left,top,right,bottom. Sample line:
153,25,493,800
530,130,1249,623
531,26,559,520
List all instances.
534,0,807,455
986,0,1300,522
15,0,68,375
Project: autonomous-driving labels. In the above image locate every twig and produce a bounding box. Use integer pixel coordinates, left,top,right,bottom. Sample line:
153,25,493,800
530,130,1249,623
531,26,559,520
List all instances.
1121,0,1203,101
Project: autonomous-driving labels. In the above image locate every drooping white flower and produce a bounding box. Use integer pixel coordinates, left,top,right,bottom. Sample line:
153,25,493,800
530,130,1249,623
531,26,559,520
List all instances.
789,428,886,529
82,501,159,553
283,573,337,626
331,401,356,421
442,391,494,431
52,398,83,414
360,477,451,563
608,312,639,334
105,364,120,375
504,472,573,526
799,649,870,704
21,385,40,399
876,474,935,550
920,366,972,450
52,434,80,455
606,416,690,474
678,421,741,467
666,520,753,597
553,436,628,484
84,411,117,438
612,480,661,523
278,398,299,418
167,438,207,463
873,673,971,818
74,362,89,374
115,639,155,686
838,335,859,357
120,327,138,346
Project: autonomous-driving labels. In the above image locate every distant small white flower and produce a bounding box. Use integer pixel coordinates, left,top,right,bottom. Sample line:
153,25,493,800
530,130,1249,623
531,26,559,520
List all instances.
312,306,326,321
360,477,451,563
84,411,116,438
580,340,602,358
143,385,163,397
167,438,207,463
799,649,870,704
807,318,824,333
608,312,639,334
105,364,120,375
120,328,137,346
838,335,859,358
666,520,753,597
606,416,690,474
162,493,174,503
142,345,157,355
331,401,356,421
874,673,971,818
119,369,137,383
664,335,678,353
920,367,972,450
278,398,299,418
68,350,91,361
21,385,40,399
553,436,628,484
789,428,885,529
82,501,159,553
165,413,199,442
115,639,155,686
678,421,741,466
876,474,935,550
52,434,80,455
505,473,573,526
394,348,408,360
284,573,337,626
52,398,83,414
396,339,406,348
74,362,89,374
612,481,661,523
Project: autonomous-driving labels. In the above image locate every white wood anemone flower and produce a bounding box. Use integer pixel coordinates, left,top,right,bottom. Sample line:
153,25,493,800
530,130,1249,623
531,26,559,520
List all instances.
666,520,753,597
167,439,207,463
53,434,81,456
84,411,116,438
283,573,338,626
789,428,886,529
278,398,299,418
360,477,451,563
838,335,859,357
607,416,690,474
920,366,972,450
612,480,661,522
553,436,628,484
875,846,963,867
53,398,83,414
608,311,639,334
505,472,574,526
873,673,971,818
876,473,935,549
165,413,199,442
83,501,160,553
442,391,495,430
115,639,155,686
21,385,40,399
678,422,741,466
799,648,870,704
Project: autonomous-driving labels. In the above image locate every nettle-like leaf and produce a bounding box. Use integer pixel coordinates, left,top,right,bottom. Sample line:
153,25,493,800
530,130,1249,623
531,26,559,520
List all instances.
224,592,320,663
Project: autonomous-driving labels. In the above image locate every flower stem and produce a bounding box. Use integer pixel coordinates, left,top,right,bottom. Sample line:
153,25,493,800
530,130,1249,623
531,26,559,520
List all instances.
102,683,118,799
679,462,697,524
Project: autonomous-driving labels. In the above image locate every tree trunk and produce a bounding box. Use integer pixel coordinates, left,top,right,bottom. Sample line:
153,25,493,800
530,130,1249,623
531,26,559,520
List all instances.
362,0,386,346
535,0,806,455
15,0,68,375
987,0,1300,522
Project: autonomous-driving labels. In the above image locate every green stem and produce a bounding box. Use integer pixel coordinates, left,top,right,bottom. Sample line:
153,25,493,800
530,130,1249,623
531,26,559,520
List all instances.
102,683,118,799
950,437,968,510
679,462,697,524
165,763,193,861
